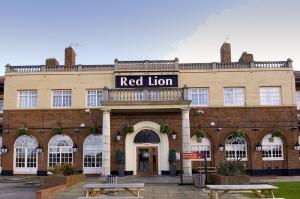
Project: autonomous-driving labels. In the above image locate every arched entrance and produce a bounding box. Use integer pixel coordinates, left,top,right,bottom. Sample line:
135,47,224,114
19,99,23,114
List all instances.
13,135,38,174
125,121,169,176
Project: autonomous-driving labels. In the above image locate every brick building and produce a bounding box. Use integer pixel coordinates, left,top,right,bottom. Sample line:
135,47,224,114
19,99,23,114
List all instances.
1,43,299,176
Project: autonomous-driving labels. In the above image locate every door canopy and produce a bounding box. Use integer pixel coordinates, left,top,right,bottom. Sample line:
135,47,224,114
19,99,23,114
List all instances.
134,130,160,144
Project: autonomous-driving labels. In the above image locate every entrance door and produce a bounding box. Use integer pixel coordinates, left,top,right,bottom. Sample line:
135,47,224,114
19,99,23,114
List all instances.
136,147,158,176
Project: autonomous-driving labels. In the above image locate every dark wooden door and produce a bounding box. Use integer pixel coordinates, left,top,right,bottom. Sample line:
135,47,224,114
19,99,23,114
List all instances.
136,147,158,176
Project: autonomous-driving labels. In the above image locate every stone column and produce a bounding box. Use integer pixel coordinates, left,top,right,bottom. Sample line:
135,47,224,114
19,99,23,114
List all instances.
102,108,111,175
181,107,192,176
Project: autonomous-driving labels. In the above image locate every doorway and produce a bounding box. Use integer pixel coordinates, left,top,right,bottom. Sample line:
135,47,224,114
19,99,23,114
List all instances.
136,147,158,176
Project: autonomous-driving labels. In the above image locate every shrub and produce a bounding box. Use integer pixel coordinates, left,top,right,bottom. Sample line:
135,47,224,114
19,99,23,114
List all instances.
52,128,63,135
17,128,29,137
160,124,171,134
232,129,245,138
48,164,77,176
271,130,283,137
89,127,100,134
168,149,176,164
195,130,207,138
115,150,125,165
217,159,246,176
124,125,134,134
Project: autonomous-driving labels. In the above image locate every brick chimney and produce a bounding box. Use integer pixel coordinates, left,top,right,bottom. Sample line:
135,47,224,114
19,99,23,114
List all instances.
65,46,76,66
220,42,231,63
239,52,254,63
46,58,59,67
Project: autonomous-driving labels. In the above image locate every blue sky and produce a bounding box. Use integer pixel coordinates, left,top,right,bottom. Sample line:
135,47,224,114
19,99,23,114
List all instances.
0,0,299,74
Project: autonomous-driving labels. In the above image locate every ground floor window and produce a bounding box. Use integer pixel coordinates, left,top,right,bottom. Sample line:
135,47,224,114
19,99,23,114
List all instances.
83,134,103,174
225,135,247,160
262,134,284,161
190,136,211,161
14,135,38,173
48,134,73,167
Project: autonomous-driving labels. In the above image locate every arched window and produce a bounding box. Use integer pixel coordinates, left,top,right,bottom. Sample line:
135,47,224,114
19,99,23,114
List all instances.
14,135,38,174
48,134,73,167
134,130,160,144
225,135,247,160
83,134,103,174
0,136,2,172
190,136,211,161
262,134,283,161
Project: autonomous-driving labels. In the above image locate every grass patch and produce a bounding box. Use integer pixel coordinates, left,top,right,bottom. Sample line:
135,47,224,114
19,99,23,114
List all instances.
243,181,300,199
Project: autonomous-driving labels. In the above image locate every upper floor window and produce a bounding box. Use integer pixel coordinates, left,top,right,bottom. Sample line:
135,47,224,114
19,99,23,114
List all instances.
52,90,72,108
0,99,3,112
188,88,209,106
19,90,37,108
224,87,245,106
87,89,103,108
260,87,281,105
296,91,300,109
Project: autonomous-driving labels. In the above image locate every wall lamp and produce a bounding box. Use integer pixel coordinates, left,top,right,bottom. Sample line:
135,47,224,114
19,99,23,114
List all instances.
218,144,224,152
72,144,79,153
116,131,122,141
36,144,43,153
40,129,44,134
75,128,80,133
290,127,298,131
216,128,222,132
0,145,8,154
294,143,300,151
172,131,177,140
255,143,262,151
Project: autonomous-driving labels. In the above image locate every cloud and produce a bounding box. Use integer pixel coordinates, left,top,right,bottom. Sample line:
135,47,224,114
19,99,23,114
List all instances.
165,0,300,69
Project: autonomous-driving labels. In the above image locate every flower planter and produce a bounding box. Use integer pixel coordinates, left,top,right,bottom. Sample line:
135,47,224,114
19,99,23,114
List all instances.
40,174,85,189
207,173,249,185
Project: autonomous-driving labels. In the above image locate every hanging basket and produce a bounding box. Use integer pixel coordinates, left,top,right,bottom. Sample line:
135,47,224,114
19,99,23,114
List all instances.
124,125,134,134
160,124,171,134
17,128,29,137
52,127,63,135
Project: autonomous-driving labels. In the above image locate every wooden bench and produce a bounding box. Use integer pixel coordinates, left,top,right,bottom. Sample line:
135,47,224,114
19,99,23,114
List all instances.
206,184,278,199
83,183,145,197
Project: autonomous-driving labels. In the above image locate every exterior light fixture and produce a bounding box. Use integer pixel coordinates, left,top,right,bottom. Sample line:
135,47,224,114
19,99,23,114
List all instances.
252,128,259,132
116,131,122,141
72,144,79,153
216,128,222,132
290,127,298,131
5,129,9,133
80,123,85,128
40,129,44,134
255,143,262,151
172,131,177,140
36,144,43,153
0,145,8,154
294,143,300,151
218,144,224,152
75,128,80,133
210,122,216,127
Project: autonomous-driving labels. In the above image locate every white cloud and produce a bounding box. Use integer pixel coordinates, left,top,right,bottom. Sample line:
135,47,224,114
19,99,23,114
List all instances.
165,0,300,69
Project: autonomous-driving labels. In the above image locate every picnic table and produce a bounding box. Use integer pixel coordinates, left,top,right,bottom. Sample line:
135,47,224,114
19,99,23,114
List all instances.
83,183,145,197
206,184,278,199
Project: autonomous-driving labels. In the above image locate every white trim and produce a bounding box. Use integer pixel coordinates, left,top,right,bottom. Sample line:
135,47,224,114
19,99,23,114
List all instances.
125,121,169,175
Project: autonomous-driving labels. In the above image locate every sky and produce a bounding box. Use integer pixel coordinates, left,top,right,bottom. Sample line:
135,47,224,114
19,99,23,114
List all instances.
0,0,299,74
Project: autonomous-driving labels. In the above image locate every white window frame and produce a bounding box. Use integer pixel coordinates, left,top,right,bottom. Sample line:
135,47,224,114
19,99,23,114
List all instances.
52,90,72,108
0,99,3,112
13,135,38,174
18,90,38,108
260,87,281,106
83,134,103,174
190,136,211,161
224,87,245,106
86,89,104,108
296,91,300,110
48,134,73,167
188,88,209,106
225,135,247,161
262,134,284,161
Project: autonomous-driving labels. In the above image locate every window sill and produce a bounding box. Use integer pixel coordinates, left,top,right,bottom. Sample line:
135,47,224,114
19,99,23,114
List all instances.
262,158,284,161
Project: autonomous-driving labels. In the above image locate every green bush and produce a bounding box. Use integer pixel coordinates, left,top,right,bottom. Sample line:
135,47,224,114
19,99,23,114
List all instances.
160,124,171,134
17,128,29,137
89,127,100,134
48,164,77,176
52,128,63,135
168,149,176,164
217,159,246,176
271,130,283,137
232,129,245,138
195,130,207,138
115,150,125,165
124,125,134,134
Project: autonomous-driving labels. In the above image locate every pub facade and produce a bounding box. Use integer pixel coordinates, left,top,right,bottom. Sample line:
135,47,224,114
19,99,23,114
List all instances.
1,43,299,176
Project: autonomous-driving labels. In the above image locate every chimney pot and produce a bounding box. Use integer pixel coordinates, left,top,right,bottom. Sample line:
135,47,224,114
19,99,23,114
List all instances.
65,46,76,66
220,42,231,63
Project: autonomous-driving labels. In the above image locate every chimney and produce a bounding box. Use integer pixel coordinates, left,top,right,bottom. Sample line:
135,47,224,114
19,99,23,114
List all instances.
46,58,59,67
220,42,231,63
239,52,254,63
65,46,76,66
